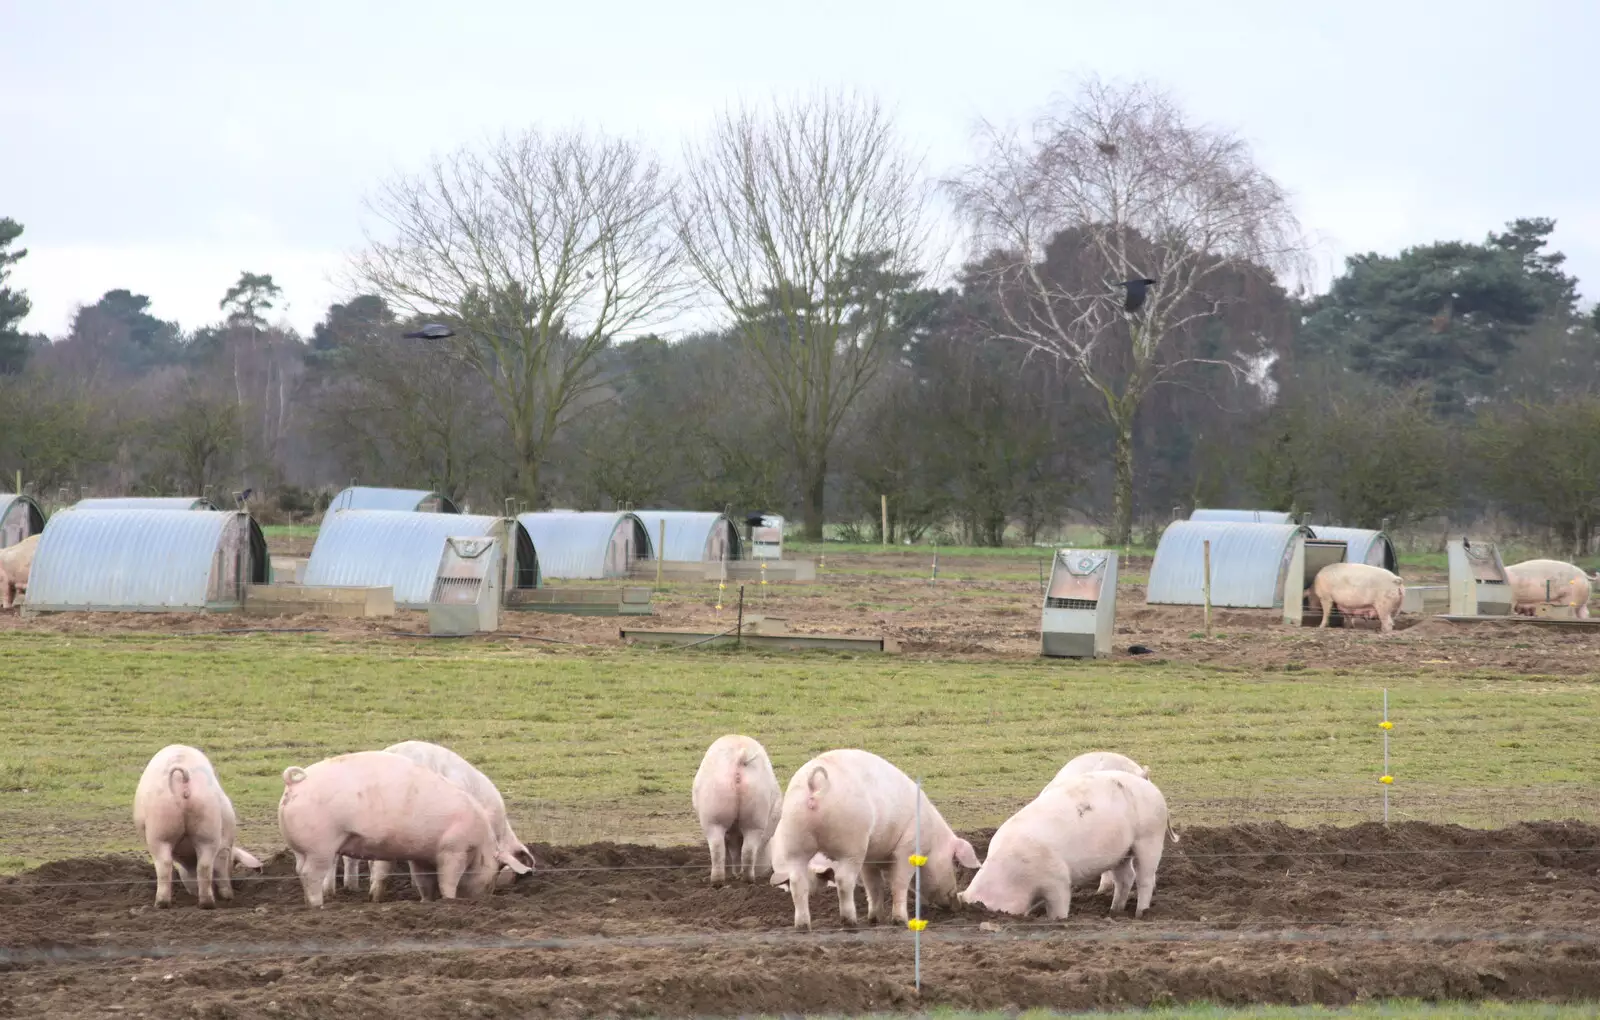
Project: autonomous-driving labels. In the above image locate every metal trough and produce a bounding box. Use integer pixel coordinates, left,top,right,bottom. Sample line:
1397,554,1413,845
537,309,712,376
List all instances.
619,625,898,653
509,586,653,616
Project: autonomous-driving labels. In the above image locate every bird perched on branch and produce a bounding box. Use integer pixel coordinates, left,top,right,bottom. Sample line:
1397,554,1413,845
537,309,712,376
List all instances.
1117,278,1158,314
403,323,454,340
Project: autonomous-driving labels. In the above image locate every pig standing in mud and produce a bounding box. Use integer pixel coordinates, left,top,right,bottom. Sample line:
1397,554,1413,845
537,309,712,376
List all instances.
960,770,1170,920
0,533,40,610
691,734,782,883
1504,559,1592,619
279,751,529,908
132,744,263,909
1046,751,1154,895
1307,562,1405,633
768,749,979,931
345,740,536,899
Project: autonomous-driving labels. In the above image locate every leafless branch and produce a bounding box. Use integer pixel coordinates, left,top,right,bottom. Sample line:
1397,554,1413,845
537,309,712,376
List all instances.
674,90,928,537
945,75,1307,541
353,127,687,502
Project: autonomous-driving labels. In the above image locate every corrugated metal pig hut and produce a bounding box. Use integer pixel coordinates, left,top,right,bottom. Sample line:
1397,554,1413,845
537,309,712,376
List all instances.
25,508,268,612
74,497,220,511
1189,508,1294,524
516,511,652,580
303,509,538,609
633,510,742,563
0,493,45,548
322,486,459,521
1147,520,1315,610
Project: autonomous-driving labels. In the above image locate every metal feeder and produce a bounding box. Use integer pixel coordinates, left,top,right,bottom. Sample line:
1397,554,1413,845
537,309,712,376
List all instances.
750,514,784,560
1040,549,1118,658
428,535,503,635
1446,538,1513,617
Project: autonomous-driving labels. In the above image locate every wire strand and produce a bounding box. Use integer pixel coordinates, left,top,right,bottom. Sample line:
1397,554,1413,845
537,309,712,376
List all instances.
3,841,1595,889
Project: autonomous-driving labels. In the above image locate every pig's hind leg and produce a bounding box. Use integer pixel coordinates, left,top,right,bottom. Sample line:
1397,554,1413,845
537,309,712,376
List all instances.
1039,865,1073,921
406,861,440,901
780,854,815,931
1108,855,1136,914
862,864,890,923
151,844,177,908
434,853,468,899
739,828,766,881
215,844,236,902
297,853,335,908
1131,832,1165,919
703,822,728,884
831,856,863,925
193,842,218,909
340,856,361,892
173,859,199,899
887,856,913,925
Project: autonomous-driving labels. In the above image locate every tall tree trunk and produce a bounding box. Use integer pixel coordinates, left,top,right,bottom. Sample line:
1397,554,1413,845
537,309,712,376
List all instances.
1111,417,1135,546
802,454,826,541
516,431,542,510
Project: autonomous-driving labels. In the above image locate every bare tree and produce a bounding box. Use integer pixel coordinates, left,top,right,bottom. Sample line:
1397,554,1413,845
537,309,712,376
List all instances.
154,375,243,497
675,91,927,540
948,77,1305,544
309,329,502,505
354,128,684,504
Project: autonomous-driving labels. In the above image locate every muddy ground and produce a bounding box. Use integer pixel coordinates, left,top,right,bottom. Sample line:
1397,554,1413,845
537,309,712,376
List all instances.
6,552,1599,677
2,822,1598,1018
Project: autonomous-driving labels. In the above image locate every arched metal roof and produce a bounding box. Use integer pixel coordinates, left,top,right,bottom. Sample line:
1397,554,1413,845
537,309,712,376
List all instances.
1189,508,1294,524
303,509,536,608
1147,520,1313,608
632,511,742,562
515,512,652,580
1311,526,1398,573
26,509,266,611
0,493,45,547
75,497,219,511
322,486,459,521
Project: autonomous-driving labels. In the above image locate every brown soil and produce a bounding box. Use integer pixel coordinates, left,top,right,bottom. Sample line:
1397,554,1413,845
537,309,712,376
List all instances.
2,822,1598,1018
3,553,1595,678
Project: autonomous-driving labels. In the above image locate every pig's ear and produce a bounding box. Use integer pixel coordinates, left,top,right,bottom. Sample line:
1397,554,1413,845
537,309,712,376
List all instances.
769,868,789,887
497,850,532,875
807,852,833,874
953,838,980,869
494,867,517,889
233,847,263,870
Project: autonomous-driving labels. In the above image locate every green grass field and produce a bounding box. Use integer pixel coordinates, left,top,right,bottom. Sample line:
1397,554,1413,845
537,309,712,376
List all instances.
3,631,1598,872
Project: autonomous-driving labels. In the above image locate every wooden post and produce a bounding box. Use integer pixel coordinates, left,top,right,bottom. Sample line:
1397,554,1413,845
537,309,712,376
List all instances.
736,585,746,648
656,520,665,590
14,470,19,496
881,494,888,546
1203,539,1213,639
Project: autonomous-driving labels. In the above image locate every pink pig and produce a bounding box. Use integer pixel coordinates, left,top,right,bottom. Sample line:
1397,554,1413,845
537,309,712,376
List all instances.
691,734,783,883
767,749,978,931
1307,562,1405,633
132,744,263,909
960,770,1170,920
347,740,537,900
278,751,528,908
1505,559,1592,618
0,534,40,610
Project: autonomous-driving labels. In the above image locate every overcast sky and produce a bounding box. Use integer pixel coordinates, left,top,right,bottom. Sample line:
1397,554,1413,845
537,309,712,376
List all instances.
4,0,1596,337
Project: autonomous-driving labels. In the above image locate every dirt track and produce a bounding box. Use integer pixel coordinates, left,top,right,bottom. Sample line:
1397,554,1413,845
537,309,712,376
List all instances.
3,821,1599,1018
7,553,1600,678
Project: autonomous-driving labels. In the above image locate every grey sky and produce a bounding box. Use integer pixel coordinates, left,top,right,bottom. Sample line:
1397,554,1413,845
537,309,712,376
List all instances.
5,0,1596,337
